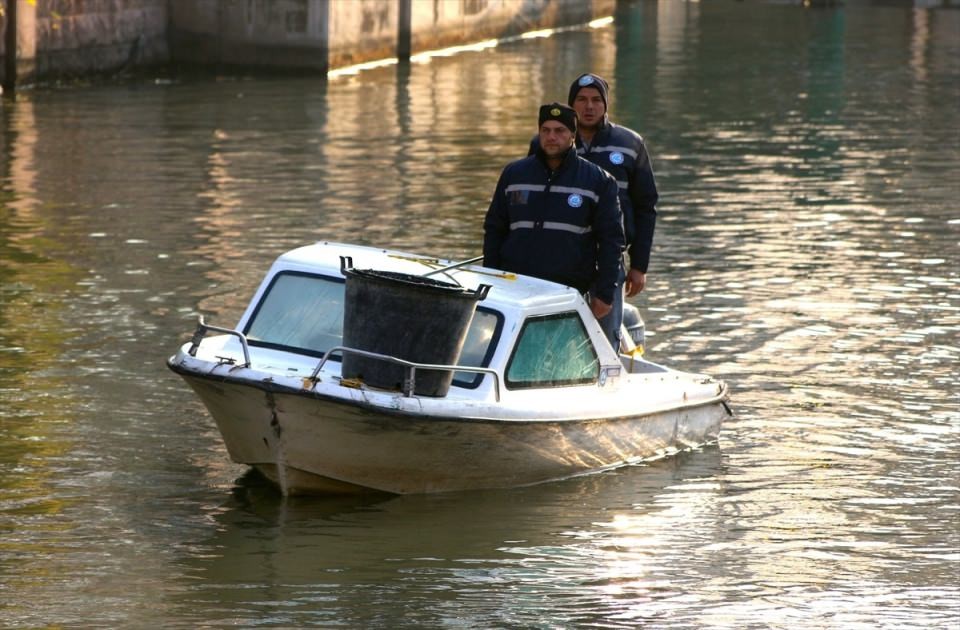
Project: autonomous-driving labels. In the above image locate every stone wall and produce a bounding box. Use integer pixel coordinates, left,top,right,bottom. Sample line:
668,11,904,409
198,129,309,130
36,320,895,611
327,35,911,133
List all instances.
329,0,398,68
167,0,333,71
2,0,614,87
1,0,168,86
36,0,168,77
409,0,606,54
168,0,616,72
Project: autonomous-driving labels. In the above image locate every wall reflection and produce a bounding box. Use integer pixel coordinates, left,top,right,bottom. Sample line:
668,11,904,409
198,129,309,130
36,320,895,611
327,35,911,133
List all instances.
0,95,82,599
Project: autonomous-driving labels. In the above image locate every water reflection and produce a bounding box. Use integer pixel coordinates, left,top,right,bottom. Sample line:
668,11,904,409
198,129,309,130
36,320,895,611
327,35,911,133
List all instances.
0,93,85,551
171,449,725,627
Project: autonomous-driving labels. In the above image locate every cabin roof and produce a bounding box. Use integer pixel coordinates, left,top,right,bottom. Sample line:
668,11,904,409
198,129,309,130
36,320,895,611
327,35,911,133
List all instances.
275,241,583,312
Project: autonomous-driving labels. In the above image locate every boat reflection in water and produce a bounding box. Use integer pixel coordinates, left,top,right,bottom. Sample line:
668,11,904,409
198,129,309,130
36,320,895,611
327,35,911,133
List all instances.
175,446,727,627
168,242,730,495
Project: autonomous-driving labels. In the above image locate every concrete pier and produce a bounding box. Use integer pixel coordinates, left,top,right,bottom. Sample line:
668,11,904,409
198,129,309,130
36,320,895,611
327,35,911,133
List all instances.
1,0,615,90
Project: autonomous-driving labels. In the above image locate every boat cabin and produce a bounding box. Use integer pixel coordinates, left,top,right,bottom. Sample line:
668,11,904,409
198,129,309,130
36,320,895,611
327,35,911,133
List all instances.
212,242,633,400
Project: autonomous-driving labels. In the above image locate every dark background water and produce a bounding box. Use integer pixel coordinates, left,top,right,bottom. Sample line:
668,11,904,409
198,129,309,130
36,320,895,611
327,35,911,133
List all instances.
2,1,958,627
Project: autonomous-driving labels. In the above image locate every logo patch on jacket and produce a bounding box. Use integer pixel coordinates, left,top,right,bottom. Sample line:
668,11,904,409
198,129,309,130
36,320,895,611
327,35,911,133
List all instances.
567,194,583,208
509,190,529,205
609,152,624,165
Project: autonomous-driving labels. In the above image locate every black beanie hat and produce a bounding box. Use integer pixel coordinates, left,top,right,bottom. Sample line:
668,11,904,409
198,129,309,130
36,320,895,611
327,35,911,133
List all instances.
568,73,609,108
538,102,577,133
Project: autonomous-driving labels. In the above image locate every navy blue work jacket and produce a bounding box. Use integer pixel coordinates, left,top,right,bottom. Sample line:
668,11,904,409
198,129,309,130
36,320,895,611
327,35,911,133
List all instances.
530,118,658,273
483,148,625,304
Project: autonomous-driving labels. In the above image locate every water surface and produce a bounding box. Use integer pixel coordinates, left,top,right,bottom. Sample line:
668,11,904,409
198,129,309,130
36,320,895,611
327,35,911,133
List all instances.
1,1,958,627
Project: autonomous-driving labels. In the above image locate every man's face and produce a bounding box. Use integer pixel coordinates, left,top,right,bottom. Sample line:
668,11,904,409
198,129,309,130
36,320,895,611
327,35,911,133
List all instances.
572,87,606,129
539,120,575,159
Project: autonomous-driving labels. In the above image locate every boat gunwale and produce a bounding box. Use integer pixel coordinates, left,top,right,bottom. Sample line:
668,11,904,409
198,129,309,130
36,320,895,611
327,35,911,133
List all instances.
167,354,730,425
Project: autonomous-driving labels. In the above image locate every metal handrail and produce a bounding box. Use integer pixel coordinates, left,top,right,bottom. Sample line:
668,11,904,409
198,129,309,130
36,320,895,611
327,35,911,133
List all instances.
185,320,499,401
187,316,252,368
308,345,502,402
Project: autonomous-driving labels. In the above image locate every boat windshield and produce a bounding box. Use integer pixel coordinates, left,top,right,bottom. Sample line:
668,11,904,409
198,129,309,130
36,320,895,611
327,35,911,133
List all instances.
505,312,599,389
243,271,502,388
245,272,346,357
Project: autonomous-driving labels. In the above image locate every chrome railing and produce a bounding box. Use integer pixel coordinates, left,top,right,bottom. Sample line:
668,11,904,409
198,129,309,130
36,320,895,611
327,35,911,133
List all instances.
187,316,252,368
186,320,501,401
308,346,502,402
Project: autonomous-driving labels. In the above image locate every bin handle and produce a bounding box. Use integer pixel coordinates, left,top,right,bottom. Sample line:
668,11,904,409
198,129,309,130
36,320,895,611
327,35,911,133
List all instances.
343,253,490,300
422,256,490,300
422,255,483,278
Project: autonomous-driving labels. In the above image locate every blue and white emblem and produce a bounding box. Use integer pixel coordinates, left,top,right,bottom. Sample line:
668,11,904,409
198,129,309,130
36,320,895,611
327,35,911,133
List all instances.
610,152,624,165
578,75,595,87
567,193,583,208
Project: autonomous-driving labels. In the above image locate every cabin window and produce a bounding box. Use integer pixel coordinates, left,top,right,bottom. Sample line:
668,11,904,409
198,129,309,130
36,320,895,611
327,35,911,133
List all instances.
244,272,504,378
453,308,503,388
244,272,345,357
505,312,599,388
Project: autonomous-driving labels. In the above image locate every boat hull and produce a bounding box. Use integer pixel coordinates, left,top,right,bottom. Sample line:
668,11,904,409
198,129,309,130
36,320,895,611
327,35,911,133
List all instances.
176,369,728,495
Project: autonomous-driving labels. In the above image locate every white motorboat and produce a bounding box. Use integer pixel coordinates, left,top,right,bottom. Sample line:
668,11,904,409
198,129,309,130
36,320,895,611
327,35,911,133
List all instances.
167,242,731,495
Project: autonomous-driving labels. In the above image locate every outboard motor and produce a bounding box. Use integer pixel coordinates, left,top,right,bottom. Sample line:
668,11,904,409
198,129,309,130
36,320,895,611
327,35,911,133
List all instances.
621,303,646,352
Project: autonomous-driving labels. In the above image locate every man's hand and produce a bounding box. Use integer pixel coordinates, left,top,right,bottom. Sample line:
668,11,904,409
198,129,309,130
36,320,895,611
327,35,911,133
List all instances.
625,269,646,297
590,296,613,320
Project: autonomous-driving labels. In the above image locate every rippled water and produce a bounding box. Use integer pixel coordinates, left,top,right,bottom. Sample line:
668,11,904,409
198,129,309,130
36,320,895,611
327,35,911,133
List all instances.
2,1,958,627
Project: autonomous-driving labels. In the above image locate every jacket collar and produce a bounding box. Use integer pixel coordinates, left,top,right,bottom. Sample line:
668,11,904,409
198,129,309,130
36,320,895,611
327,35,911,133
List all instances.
576,115,611,149
534,145,578,172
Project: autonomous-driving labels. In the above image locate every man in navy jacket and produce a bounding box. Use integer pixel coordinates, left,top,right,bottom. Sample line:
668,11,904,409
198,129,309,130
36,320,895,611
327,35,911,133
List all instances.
484,103,625,328
528,75,659,350
567,73,658,297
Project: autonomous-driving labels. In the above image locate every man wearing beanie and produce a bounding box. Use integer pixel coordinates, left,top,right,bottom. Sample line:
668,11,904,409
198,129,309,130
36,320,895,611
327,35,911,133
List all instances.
484,103,624,328
531,73,659,350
